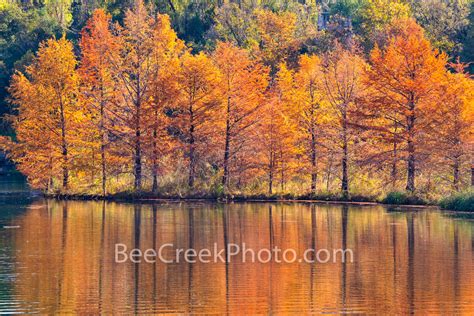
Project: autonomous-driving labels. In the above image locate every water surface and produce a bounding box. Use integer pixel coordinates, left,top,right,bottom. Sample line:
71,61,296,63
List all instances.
0,200,473,314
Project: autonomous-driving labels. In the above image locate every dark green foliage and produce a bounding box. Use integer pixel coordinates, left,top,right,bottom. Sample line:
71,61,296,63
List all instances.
329,0,363,18
439,192,474,212
461,2,474,72
173,1,215,51
382,191,427,206
410,0,471,56
0,2,62,132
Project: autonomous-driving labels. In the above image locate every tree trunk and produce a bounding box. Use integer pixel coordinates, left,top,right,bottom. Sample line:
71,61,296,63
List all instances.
48,154,53,192
406,143,415,192
391,158,397,189
188,104,196,189
59,97,68,190
101,142,106,196
268,151,274,195
152,126,158,194
471,164,474,187
391,123,398,189
309,91,318,195
134,92,142,191
134,126,142,191
280,149,285,191
406,111,415,192
326,152,333,192
268,170,273,195
341,110,349,197
100,101,107,196
453,158,460,191
310,129,317,195
188,144,195,188
222,95,231,190
167,0,176,13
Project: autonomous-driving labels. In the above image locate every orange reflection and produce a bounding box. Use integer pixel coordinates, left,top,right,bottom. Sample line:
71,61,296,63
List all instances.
8,201,474,314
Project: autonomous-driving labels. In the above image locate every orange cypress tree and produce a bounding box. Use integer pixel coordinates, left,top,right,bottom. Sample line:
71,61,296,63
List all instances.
145,14,186,193
277,56,326,194
7,37,80,191
213,42,269,192
110,0,158,191
176,52,221,189
435,63,474,190
257,87,297,194
79,9,120,195
254,9,299,74
321,45,366,197
364,19,447,192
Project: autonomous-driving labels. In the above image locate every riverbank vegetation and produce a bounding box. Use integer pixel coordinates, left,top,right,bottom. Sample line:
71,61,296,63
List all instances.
439,191,474,211
0,0,473,206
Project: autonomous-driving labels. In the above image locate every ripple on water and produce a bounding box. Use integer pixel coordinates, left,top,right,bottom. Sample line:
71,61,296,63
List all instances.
0,201,472,314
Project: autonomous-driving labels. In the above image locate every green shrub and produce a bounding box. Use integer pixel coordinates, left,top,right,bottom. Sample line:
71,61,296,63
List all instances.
439,192,474,212
382,191,427,205
210,183,225,198
382,191,407,204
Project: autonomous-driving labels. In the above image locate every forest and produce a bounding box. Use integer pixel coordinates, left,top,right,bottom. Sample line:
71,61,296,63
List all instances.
0,0,473,202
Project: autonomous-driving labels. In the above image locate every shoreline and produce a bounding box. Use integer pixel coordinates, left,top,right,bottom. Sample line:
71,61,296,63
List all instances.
41,192,443,210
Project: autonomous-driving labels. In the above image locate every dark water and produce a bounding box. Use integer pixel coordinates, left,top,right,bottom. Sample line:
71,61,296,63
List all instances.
0,198,473,314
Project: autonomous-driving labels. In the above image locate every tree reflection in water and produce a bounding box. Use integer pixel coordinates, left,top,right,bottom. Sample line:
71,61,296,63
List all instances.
1,200,473,314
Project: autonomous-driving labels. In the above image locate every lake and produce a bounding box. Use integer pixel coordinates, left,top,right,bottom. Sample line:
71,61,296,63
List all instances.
0,194,473,314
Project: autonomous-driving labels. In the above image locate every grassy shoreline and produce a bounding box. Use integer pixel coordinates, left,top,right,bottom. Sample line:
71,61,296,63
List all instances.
40,190,473,212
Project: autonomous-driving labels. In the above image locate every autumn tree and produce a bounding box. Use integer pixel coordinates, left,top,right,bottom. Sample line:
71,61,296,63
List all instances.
145,14,186,193
278,56,325,194
364,19,447,192
357,0,411,49
177,52,221,189
321,45,366,197
213,42,268,191
110,0,159,191
7,37,80,190
254,9,299,74
354,93,405,189
79,9,120,196
434,63,474,190
257,88,297,194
